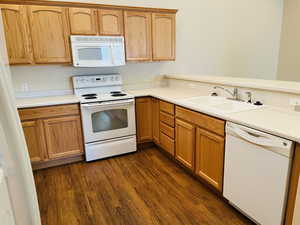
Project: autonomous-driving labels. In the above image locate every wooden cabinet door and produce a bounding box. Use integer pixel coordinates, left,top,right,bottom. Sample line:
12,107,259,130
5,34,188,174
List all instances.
98,9,123,35
28,5,71,63
21,120,46,163
152,13,176,61
136,97,152,143
69,7,97,35
124,11,152,61
195,128,225,192
152,98,160,144
175,119,195,170
43,115,83,159
0,4,33,64
286,144,300,225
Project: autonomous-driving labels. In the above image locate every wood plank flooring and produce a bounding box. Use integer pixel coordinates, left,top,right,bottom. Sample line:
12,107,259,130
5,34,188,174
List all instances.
34,148,254,225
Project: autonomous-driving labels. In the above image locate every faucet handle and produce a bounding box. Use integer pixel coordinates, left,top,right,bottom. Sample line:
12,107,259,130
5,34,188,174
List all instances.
245,91,252,103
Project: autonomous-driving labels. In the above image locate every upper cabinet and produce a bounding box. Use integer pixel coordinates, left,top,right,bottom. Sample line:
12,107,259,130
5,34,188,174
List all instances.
1,2,177,65
124,11,152,61
152,13,176,61
98,9,123,35
0,4,33,64
69,7,98,35
27,5,71,63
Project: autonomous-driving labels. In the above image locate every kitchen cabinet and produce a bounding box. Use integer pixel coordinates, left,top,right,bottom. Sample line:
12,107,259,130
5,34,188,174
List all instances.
124,11,152,61
44,115,83,159
175,119,195,170
1,2,177,65
21,120,46,163
0,4,33,64
195,128,225,192
152,13,176,61
28,5,71,63
293,177,300,225
152,98,160,144
285,144,300,225
69,7,98,35
98,9,123,35
158,100,175,155
136,97,152,143
18,104,84,170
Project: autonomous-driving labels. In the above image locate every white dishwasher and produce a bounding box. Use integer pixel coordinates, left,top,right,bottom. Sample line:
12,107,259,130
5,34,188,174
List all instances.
224,122,294,225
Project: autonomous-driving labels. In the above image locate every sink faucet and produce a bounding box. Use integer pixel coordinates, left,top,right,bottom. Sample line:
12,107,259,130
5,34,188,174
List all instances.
213,86,241,101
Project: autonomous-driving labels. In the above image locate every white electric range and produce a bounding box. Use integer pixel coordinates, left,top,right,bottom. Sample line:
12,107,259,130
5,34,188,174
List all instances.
73,74,137,162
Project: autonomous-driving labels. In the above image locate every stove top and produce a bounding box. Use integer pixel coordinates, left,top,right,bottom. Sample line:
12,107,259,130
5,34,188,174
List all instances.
73,74,134,103
79,91,134,103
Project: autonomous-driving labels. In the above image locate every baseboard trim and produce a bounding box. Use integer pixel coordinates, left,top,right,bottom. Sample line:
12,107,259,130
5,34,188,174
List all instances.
32,154,84,170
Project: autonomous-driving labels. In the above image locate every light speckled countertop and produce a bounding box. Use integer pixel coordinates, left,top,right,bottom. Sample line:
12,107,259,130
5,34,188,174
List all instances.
16,87,300,143
16,95,80,109
127,88,300,143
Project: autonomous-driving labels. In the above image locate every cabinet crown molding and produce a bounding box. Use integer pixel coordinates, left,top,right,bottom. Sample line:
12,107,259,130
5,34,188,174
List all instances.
0,0,178,13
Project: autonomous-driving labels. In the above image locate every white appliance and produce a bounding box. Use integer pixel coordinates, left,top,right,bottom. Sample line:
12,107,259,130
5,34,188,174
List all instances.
73,74,137,162
70,35,126,67
224,122,294,225
0,12,41,225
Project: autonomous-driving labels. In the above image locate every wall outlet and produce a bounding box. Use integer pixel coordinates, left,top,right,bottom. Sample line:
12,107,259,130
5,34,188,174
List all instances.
21,83,29,92
289,98,300,106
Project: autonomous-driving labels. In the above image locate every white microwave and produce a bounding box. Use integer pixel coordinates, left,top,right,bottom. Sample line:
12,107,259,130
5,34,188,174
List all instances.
70,35,126,67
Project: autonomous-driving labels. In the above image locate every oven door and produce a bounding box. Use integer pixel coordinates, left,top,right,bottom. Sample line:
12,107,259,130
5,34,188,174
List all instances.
71,44,113,67
81,99,136,143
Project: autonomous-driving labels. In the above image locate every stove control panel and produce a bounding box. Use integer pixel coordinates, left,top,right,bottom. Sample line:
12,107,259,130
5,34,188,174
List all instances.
73,74,122,89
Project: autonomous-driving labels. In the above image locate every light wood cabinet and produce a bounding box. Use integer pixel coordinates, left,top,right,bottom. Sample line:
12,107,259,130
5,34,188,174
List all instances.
152,13,176,61
28,5,71,63
195,128,225,192
152,98,160,144
160,132,175,156
19,104,84,170
136,97,152,143
175,119,195,170
0,4,33,64
285,145,300,225
98,9,123,35
69,7,97,35
44,115,83,159
21,120,46,163
124,11,152,61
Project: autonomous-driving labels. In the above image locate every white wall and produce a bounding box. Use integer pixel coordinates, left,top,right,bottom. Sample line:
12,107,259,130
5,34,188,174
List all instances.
277,0,300,82
11,0,283,93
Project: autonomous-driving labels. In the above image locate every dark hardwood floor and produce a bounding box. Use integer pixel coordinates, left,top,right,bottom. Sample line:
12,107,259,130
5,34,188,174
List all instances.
34,148,254,225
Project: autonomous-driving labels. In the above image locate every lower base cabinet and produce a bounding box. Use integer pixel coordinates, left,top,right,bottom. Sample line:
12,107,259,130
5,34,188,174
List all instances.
175,119,195,170
19,104,84,170
136,97,153,143
152,98,160,144
22,120,47,163
43,115,83,159
195,127,225,192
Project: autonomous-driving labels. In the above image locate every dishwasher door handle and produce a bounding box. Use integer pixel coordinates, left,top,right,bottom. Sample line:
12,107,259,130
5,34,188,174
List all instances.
229,126,288,150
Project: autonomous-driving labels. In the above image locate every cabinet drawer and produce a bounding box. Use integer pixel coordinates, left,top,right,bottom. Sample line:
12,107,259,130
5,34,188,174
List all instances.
160,132,175,156
19,104,80,121
176,106,225,136
160,122,175,139
160,100,175,115
160,111,175,127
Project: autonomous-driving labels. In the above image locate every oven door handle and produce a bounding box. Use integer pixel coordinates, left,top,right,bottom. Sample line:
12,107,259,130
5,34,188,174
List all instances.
81,99,134,108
